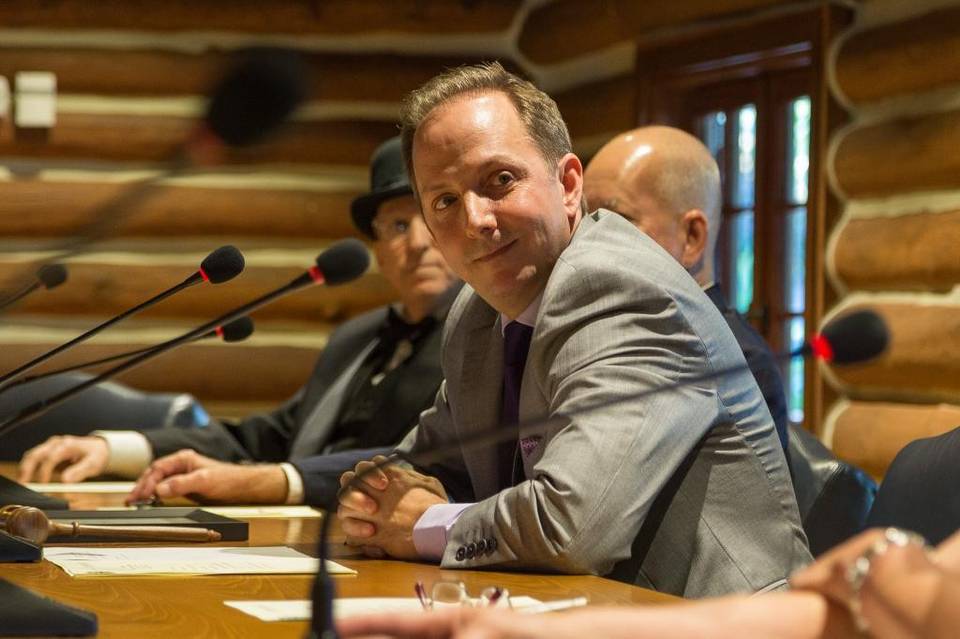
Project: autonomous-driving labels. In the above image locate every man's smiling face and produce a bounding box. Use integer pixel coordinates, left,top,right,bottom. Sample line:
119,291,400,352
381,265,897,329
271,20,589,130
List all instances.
412,91,582,318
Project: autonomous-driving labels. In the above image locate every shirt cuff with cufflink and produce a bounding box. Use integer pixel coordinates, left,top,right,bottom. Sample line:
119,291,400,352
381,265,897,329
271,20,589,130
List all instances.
412,502,473,561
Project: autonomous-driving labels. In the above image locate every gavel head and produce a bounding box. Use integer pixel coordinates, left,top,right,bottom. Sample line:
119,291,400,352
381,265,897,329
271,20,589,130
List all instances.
0,505,50,545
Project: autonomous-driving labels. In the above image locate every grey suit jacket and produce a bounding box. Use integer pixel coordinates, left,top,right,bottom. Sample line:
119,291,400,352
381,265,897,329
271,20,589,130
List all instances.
408,210,811,598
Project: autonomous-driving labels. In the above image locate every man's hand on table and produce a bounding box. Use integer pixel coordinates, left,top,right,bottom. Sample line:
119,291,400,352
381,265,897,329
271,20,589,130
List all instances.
337,455,448,560
18,435,109,483
126,449,288,505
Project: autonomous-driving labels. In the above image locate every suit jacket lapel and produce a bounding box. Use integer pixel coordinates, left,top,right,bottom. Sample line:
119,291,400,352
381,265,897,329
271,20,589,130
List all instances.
457,307,505,500
288,338,379,460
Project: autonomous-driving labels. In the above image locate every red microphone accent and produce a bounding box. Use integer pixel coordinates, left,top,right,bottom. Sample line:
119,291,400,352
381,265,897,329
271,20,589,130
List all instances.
215,326,224,339
199,267,210,283
308,265,325,284
810,334,834,362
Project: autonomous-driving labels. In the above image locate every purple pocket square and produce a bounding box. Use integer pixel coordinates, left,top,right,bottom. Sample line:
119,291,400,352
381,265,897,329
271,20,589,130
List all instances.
519,436,542,458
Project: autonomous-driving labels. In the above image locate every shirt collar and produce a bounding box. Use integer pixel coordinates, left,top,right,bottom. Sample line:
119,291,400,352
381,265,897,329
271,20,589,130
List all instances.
500,292,543,335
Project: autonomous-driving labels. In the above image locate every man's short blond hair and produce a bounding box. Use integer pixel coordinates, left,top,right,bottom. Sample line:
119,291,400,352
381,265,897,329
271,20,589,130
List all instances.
399,61,573,196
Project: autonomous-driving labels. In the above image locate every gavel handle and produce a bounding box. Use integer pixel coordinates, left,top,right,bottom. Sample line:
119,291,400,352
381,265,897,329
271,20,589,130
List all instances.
51,522,222,542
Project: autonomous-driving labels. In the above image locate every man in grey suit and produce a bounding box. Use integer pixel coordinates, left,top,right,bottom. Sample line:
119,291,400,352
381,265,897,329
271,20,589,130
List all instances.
19,137,459,506
337,63,810,597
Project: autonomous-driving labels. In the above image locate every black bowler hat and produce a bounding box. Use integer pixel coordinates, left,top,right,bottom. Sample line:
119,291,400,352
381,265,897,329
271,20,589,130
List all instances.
350,136,412,239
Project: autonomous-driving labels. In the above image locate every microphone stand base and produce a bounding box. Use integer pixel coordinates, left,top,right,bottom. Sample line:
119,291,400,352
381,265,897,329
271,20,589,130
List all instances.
0,530,41,562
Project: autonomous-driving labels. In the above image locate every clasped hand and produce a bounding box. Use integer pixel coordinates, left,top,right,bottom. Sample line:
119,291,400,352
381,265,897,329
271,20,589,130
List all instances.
337,455,448,560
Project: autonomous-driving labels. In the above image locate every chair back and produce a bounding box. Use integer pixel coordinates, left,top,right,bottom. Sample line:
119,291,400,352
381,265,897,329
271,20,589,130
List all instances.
789,422,877,556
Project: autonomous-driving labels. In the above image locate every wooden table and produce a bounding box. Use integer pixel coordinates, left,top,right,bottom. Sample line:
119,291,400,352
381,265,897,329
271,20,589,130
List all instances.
0,464,675,638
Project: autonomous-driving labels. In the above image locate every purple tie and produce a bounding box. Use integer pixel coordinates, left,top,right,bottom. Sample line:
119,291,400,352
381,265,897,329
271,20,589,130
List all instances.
499,321,533,487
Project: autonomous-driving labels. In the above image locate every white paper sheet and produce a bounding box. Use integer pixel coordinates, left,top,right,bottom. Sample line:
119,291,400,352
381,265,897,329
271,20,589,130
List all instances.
201,506,323,519
94,505,324,519
43,545,355,577
224,596,544,622
27,481,135,493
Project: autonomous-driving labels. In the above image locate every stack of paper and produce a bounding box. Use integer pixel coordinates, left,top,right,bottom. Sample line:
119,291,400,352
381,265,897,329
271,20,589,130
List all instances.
92,505,323,519
43,546,355,577
26,481,135,493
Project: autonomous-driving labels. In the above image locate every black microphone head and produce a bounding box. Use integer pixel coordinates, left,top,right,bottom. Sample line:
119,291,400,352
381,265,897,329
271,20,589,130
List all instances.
205,47,308,148
200,245,245,284
36,263,68,289
314,239,370,286
818,309,889,365
219,316,255,343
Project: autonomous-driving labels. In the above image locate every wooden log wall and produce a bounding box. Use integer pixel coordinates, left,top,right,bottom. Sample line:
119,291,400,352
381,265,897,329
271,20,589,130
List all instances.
0,0,824,419
824,0,960,477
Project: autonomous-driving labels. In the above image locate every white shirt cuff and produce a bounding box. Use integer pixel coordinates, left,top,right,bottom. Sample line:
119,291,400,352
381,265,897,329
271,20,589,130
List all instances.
92,430,153,479
279,463,304,504
413,502,473,562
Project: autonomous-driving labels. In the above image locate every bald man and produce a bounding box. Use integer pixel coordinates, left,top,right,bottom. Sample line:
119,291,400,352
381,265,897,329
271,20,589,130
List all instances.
584,126,788,451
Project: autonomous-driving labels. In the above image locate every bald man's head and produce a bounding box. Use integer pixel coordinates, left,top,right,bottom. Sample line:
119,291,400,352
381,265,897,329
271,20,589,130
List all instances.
584,126,721,285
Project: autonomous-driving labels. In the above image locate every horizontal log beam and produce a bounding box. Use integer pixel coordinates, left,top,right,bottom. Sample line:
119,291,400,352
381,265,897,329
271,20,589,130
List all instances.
833,109,960,199
0,0,520,35
0,113,397,166
0,180,361,239
835,6,960,106
518,0,785,64
0,48,486,101
0,258,395,323
832,210,960,291
827,302,960,402
831,400,960,479
0,340,320,402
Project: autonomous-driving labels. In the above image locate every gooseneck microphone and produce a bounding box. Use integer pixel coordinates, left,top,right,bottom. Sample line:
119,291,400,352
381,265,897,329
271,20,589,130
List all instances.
0,239,369,439
0,245,245,390
308,308,890,638
0,264,68,313
6,316,255,389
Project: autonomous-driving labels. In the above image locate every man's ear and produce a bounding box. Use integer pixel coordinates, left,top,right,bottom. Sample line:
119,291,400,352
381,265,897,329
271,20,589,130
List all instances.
557,153,584,222
680,209,709,272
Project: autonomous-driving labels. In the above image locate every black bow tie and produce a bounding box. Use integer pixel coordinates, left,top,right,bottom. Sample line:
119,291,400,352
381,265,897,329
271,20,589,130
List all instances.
379,308,436,345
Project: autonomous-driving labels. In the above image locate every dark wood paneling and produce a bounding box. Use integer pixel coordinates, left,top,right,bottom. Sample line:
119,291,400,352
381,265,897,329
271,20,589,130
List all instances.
555,74,637,141
0,0,521,35
519,0,788,64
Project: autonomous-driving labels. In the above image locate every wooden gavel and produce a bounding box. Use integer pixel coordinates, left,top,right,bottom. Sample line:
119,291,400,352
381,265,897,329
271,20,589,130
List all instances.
0,505,221,545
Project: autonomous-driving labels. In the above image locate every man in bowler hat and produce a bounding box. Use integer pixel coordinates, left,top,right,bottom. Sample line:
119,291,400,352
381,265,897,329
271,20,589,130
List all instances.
21,136,461,506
